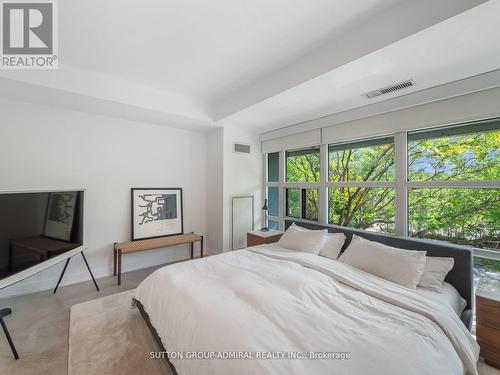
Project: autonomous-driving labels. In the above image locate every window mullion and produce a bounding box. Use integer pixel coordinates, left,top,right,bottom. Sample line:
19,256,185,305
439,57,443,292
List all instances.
279,150,285,229
395,131,408,236
262,153,267,229
326,181,395,188
319,144,328,224
408,180,500,189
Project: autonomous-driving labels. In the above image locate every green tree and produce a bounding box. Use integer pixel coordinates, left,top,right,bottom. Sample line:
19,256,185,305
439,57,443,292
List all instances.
285,130,499,249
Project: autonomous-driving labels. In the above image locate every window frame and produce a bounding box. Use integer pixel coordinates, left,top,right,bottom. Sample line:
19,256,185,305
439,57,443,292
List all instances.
263,119,500,261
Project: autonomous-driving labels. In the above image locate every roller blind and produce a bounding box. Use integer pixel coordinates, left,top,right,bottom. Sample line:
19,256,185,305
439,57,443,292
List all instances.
261,129,320,153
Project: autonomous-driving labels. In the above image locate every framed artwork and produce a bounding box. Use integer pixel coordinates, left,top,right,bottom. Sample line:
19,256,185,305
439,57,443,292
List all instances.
131,188,184,241
43,191,78,241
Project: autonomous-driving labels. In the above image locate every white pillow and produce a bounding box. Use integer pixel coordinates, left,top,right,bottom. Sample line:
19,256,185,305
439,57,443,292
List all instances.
277,225,327,254
339,235,427,289
289,223,345,260
320,233,346,260
418,256,454,291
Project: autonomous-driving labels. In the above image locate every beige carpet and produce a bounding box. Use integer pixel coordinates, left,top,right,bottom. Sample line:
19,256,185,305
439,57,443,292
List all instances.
68,290,172,375
68,290,500,375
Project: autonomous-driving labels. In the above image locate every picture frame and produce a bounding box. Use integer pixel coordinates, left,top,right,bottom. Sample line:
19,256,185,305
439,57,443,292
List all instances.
43,191,78,241
131,188,184,241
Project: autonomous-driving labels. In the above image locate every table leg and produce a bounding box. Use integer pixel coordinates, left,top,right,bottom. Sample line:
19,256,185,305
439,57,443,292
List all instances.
0,312,19,360
81,251,100,292
53,258,71,294
201,236,204,258
113,245,117,276
190,242,194,259
117,250,122,286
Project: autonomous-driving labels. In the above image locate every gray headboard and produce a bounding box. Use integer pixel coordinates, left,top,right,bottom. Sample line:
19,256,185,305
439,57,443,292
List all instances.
285,220,474,330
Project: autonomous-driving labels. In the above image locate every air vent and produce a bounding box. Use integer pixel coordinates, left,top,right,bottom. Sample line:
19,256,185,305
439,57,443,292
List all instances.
364,79,415,99
234,143,251,154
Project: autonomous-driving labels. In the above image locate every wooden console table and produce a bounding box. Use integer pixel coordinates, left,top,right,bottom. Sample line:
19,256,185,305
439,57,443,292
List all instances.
114,233,203,285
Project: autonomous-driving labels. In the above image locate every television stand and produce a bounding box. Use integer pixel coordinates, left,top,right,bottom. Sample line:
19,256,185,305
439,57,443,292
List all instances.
0,308,19,360
53,250,100,294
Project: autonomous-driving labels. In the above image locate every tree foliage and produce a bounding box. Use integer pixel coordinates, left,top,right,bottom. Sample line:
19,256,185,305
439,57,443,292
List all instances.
285,130,500,252
407,131,499,249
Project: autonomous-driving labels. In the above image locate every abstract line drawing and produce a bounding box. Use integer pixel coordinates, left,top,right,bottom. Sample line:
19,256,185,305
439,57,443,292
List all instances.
137,194,177,225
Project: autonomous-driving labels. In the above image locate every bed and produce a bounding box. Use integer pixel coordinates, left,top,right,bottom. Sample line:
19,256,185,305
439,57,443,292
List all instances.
132,220,479,375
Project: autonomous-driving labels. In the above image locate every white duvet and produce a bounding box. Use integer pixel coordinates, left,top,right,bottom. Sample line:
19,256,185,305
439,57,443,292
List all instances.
132,244,479,375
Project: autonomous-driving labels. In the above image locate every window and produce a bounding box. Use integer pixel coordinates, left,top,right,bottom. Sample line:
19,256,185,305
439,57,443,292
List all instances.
304,189,319,221
474,257,500,283
329,187,395,233
328,137,395,233
267,152,279,182
286,147,320,182
407,122,500,251
286,188,319,221
268,219,280,230
265,153,281,230
263,118,499,282
408,188,499,248
286,188,300,218
408,121,499,182
267,187,279,217
407,120,500,283
329,138,395,182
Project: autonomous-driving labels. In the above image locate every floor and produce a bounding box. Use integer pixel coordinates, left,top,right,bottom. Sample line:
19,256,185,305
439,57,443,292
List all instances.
0,264,166,375
0,264,499,375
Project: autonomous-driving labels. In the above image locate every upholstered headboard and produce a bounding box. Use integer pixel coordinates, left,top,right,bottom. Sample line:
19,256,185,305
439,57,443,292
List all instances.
284,220,474,330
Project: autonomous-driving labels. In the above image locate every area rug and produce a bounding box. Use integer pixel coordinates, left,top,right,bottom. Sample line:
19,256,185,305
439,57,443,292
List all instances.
67,290,500,375
68,290,172,375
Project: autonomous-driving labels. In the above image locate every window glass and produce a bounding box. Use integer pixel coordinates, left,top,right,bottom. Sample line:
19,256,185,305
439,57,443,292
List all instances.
408,188,499,249
304,189,319,221
408,122,500,181
329,138,394,182
268,219,280,231
286,147,320,182
267,187,279,217
474,258,500,283
328,187,395,233
286,189,300,218
267,152,279,182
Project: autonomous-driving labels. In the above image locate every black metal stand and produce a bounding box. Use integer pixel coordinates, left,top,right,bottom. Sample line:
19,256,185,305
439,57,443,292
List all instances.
0,308,19,360
53,251,100,294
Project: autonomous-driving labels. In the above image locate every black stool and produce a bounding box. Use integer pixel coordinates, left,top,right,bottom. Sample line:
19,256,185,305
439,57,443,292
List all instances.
0,308,19,360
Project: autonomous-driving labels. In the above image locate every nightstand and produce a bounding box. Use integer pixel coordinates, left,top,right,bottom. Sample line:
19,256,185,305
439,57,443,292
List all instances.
247,230,283,247
476,279,500,369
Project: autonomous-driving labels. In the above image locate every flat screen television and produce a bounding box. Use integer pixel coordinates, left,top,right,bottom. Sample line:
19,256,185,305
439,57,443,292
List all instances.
0,189,84,290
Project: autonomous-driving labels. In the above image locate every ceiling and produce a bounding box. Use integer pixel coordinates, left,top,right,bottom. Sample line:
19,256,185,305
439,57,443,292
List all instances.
0,0,498,133
60,0,400,104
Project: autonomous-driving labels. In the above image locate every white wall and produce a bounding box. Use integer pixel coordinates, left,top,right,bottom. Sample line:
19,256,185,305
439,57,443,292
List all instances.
222,128,263,252
205,128,224,254
0,99,207,297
